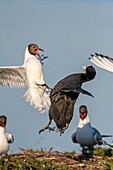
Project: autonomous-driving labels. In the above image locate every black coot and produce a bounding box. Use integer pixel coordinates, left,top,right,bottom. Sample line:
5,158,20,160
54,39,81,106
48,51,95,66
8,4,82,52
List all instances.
39,65,96,135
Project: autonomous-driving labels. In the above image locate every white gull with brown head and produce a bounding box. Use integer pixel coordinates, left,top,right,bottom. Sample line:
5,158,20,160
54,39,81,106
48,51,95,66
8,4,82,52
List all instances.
0,43,51,113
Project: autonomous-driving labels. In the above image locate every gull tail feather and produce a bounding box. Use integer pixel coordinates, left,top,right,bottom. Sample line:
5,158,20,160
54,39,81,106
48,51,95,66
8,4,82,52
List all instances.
23,88,51,113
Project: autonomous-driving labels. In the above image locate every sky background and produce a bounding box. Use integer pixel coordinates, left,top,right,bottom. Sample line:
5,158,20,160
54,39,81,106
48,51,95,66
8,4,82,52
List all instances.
0,0,113,154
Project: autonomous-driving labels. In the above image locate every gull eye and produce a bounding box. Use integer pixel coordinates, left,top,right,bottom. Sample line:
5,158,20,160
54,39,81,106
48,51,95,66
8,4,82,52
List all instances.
33,46,35,48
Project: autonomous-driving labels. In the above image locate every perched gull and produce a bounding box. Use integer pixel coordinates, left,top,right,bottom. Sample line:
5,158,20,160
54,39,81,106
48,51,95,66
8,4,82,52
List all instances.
0,43,51,113
72,105,112,154
0,115,14,155
39,66,96,135
89,53,113,73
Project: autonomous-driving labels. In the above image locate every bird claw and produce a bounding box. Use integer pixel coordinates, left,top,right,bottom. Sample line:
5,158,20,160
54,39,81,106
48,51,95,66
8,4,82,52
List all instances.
48,127,67,135
39,128,45,134
48,127,57,132
38,55,48,65
39,126,63,135
58,123,69,135
39,124,68,135
40,55,48,61
56,128,67,135
39,126,57,134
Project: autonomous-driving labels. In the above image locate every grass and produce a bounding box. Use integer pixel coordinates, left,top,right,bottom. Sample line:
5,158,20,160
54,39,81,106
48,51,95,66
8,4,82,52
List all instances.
93,147,113,170
0,148,113,170
93,147,113,156
0,156,67,170
0,149,68,170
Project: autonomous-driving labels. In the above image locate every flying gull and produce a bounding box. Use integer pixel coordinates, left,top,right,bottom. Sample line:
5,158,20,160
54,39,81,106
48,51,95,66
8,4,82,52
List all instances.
0,43,51,113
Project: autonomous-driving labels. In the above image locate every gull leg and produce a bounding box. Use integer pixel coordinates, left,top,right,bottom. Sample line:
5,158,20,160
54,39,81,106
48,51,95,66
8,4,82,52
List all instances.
88,146,94,156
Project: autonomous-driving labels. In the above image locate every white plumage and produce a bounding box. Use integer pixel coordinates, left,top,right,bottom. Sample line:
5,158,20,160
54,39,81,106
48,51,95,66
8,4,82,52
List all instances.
0,44,51,113
0,116,14,155
72,105,112,153
0,127,14,155
89,53,113,73
0,126,9,155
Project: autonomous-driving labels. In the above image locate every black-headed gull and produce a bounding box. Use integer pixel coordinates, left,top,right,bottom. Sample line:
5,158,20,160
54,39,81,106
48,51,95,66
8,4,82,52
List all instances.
0,43,51,113
72,105,112,154
0,115,14,155
39,66,96,135
89,53,113,73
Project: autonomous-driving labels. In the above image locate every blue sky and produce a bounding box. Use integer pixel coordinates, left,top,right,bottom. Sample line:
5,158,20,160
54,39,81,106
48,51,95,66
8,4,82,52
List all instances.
0,0,113,153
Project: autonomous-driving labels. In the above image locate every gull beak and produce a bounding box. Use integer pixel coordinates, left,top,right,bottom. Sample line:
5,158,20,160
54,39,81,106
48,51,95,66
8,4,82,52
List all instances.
39,48,44,52
35,48,44,58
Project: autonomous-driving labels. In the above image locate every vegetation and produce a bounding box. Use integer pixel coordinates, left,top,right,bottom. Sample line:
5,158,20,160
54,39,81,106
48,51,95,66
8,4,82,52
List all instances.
0,147,113,170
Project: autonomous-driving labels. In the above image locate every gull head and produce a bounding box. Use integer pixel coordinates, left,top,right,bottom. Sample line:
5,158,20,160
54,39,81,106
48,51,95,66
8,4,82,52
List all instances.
28,43,44,58
0,115,7,128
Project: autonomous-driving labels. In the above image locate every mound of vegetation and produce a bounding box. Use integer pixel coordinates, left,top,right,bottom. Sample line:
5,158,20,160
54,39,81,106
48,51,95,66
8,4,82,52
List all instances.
0,147,113,170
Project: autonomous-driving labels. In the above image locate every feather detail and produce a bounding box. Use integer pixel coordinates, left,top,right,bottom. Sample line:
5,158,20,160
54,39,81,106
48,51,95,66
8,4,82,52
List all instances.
23,87,51,113
0,66,27,88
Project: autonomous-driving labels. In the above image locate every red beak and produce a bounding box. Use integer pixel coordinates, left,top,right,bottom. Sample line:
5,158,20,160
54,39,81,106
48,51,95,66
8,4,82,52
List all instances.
0,122,6,127
34,48,44,58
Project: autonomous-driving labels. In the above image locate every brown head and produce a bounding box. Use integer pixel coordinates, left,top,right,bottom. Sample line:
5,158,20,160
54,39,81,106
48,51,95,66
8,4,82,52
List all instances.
28,43,44,58
79,105,88,120
0,115,7,128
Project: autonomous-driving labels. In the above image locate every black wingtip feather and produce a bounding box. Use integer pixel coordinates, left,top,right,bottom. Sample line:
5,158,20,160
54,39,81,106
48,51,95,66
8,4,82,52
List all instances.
95,52,98,56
